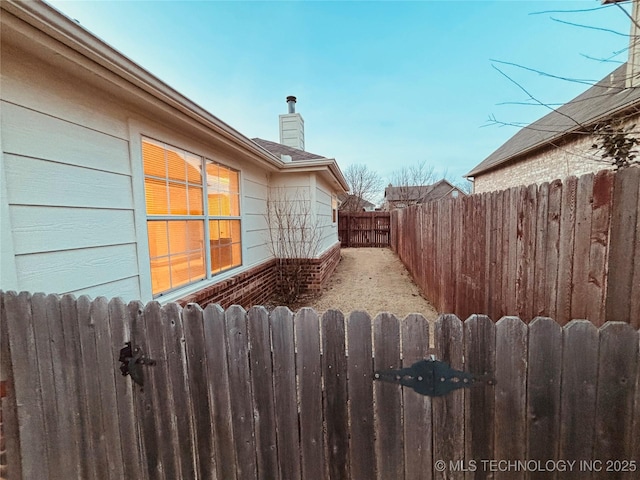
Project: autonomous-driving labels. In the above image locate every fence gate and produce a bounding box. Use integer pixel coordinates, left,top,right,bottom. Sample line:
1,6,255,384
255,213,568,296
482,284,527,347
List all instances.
2,291,640,480
338,212,391,247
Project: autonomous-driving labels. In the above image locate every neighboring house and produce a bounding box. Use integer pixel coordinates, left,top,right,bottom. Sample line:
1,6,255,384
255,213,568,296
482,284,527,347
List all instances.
467,0,640,194
383,179,466,210
0,0,348,307
337,193,376,212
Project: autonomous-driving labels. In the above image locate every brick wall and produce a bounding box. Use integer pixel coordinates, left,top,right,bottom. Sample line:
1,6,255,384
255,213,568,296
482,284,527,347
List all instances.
473,124,631,193
177,242,341,309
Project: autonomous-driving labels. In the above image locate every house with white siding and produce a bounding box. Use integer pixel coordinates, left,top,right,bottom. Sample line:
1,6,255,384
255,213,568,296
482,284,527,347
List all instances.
0,0,348,307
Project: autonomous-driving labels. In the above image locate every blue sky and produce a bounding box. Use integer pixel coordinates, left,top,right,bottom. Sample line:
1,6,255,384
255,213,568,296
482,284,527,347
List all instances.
46,0,633,187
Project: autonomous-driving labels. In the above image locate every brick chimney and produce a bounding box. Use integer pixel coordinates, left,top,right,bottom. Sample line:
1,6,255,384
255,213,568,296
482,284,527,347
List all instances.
279,96,305,150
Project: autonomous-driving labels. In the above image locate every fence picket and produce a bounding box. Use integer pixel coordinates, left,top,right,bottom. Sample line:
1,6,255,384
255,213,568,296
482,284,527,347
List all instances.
247,306,279,479
4,292,49,479
203,303,238,480
182,303,216,479
494,316,528,478
373,312,404,480
225,305,258,480
464,314,496,480
108,297,144,479
559,320,599,480
593,323,639,467
295,308,325,479
270,307,302,480
401,313,432,480
526,317,563,479
346,311,376,480
433,314,465,480
322,309,350,480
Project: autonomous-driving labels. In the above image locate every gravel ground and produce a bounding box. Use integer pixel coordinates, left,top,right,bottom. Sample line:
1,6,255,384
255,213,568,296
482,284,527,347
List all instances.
297,247,438,320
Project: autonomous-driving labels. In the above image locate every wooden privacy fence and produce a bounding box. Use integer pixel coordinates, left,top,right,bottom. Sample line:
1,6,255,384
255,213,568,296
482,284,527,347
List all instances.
338,211,391,247
2,291,640,480
391,167,640,326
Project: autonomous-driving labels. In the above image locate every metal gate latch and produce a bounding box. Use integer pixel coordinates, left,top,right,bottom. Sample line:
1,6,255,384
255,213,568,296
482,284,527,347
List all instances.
118,342,156,387
374,356,494,397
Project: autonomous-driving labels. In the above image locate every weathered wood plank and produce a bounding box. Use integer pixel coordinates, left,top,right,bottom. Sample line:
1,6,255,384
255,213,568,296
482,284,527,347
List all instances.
586,170,614,325
347,311,376,480
0,292,23,480
630,178,640,329
593,322,639,477
494,316,527,479
76,295,110,480
558,320,598,480
433,314,465,480
30,293,64,478
247,306,279,480
322,309,350,480
109,297,144,480
225,305,258,480
295,308,325,479
605,166,640,323
270,307,301,480
571,174,594,320
203,304,237,480
90,296,126,479
401,313,432,480
545,179,563,320
373,312,404,480
182,303,216,479
464,314,496,480
533,183,550,318
526,317,562,480
557,176,578,325
4,292,49,479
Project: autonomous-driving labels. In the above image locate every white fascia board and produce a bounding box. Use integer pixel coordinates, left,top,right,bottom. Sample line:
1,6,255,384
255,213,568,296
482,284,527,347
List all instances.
2,0,283,171
280,159,349,193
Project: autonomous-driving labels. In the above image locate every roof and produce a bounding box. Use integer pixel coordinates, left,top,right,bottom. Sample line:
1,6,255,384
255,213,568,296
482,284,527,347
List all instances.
385,179,462,202
338,194,376,210
251,138,327,161
467,64,640,177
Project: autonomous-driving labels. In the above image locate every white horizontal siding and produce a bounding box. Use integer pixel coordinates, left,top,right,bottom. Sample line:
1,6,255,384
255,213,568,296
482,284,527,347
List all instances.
10,205,136,254
15,243,139,294
5,155,133,209
2,102,131,174
66,276,141,302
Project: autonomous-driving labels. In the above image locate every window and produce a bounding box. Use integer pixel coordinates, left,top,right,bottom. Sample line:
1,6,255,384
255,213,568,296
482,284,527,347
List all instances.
142,138,241,296
332,195,338,223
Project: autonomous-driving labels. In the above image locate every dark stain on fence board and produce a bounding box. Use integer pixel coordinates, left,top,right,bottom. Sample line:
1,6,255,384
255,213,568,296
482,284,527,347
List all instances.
322,309,350,480
346,310,376,480
4,292,640,480
270,307,302,480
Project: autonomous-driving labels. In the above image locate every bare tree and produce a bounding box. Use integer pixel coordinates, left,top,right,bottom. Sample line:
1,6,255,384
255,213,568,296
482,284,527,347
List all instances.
342,163,384,212
386,160,436,208
265,187,324,304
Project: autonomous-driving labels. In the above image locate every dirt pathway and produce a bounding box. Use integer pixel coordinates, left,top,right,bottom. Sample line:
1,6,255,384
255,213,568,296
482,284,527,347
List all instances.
298,248,438,320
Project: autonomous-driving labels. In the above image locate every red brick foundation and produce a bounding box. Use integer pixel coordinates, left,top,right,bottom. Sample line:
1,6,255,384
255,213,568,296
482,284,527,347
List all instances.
176,242,342,309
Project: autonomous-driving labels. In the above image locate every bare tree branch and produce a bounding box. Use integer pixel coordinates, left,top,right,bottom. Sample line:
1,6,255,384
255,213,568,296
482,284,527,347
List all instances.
550,17,629,36
342,163,383,212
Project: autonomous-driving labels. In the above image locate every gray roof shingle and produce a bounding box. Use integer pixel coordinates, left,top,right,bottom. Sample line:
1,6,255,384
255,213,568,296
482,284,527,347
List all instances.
251,138,327,161
467,64,640,177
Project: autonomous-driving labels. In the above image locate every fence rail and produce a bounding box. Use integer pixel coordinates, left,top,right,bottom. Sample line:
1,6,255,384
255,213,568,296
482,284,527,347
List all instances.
2,291,639,479
391,168,640,326
338,212,391,247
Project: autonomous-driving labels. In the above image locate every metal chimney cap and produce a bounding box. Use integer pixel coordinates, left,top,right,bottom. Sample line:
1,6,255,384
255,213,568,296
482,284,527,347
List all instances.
286,96,297,103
